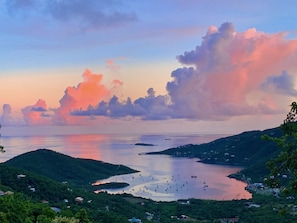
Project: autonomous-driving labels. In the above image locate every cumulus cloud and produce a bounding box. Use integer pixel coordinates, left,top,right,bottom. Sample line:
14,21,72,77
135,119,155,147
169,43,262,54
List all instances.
68,22,297,122
22,99,51,125
72,88,171,120
261,70,297,96
166,22,297,119
53,69,120,124
0,104,14,126
9,22,297,126
4,0,137,29
2,104,12,117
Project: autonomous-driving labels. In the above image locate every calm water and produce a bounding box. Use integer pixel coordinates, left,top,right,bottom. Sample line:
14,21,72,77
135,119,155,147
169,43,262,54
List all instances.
1,133,251,201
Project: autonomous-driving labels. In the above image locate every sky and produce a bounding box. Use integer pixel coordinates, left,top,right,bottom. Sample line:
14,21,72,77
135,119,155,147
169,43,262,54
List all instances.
1,0,297,135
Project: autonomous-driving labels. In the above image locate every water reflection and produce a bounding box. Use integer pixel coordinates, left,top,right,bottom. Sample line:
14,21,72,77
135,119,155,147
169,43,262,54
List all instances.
61,134,105,160
0,135,62,162
95,156,251,201
1,133,251,201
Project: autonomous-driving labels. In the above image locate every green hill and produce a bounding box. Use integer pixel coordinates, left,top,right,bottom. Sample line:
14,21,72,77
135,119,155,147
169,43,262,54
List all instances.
0,164,78,203
5,149,138,186
0,164,149,223
147,127,283,181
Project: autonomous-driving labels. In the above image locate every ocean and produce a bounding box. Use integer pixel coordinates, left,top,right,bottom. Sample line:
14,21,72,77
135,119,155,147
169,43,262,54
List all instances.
0,131,251,201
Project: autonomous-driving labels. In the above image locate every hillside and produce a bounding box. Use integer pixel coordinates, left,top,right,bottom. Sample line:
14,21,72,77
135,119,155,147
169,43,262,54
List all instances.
2,164,297,223
2,141,297,222
0,164,150,222
0,164,78,203
147,127,283,181
5,149,138,186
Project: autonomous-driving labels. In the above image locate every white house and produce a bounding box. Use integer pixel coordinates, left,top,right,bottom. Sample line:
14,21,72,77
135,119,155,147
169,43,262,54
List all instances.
75,197,84,203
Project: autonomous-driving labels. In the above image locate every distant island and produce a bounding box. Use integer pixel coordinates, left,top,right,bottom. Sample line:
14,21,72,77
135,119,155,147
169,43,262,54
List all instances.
134,143,155,146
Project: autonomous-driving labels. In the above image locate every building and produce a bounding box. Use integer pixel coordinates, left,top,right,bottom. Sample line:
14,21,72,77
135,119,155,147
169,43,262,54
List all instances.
75,196,84,203
128,217,142,223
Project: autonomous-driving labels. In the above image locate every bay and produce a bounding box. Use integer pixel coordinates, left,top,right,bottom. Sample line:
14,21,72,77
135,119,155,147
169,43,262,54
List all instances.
0,132,252,201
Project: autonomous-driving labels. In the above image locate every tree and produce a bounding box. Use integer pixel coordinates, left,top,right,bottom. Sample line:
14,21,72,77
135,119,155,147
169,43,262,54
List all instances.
0,124,4,153
265,102,297,194
52,216,79,223
74,209,92,223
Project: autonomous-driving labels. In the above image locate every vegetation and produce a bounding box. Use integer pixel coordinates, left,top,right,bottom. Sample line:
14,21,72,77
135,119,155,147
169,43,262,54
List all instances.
0,163,144,222
0,192,56,223
135,143,155,146
264,102,297,195
147,127,282,182
5,149,138,187
93,182,129,190
0,124,4,153
1,178,297,223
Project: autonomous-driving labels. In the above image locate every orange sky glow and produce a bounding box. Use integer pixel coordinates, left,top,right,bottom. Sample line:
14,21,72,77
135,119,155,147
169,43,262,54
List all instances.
1,1,297,135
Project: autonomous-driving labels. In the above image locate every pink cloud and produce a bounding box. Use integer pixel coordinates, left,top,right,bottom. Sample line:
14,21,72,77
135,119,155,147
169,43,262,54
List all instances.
106,59,121,74
53,69,121,124
72,87,171,120
167,22,297,119
8,22,297,126
71,23,297,122
22,99,51,125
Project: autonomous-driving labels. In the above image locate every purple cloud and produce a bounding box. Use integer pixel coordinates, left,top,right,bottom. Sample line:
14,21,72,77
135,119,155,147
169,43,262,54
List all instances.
4,0,137,29
72,88,172,120
71,22,297,121
0,104,13,126
21,99,51,125
261,70,297,96
165,22,297,119
5,0,36,11
6,22,297,126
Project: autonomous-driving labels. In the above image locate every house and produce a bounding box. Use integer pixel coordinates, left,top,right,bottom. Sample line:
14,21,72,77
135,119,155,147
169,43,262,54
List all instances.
245,202,260,208
179,200,190,205
75,196,84,203
180,215,189,220
128,217,142,223
17,174,26,179
28,185,35,192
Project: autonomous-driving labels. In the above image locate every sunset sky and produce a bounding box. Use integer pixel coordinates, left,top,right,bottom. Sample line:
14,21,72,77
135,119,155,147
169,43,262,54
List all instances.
1,0,297,135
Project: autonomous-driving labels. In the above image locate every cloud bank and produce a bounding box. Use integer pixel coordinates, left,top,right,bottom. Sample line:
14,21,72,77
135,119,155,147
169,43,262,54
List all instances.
2,22,297,126
72,88,171,120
